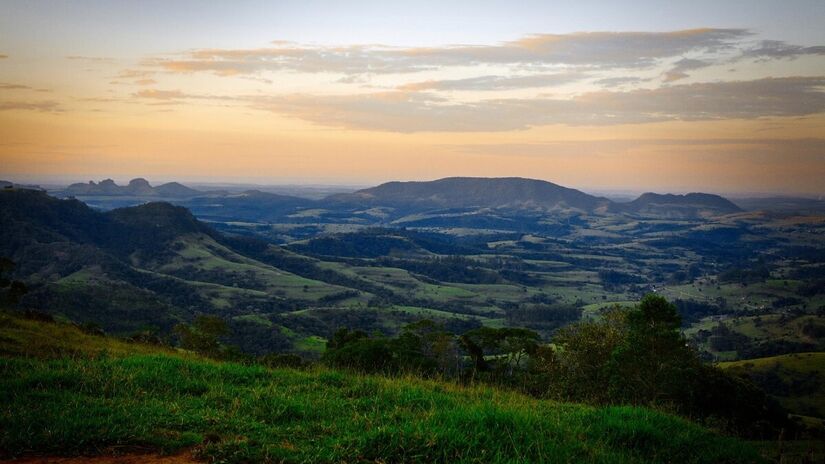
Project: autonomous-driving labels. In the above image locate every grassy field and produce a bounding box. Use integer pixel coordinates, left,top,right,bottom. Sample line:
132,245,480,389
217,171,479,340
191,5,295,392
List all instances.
0,314,765,463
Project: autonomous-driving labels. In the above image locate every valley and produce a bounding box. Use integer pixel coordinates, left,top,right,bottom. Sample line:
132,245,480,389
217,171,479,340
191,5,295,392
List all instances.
2,176,824,431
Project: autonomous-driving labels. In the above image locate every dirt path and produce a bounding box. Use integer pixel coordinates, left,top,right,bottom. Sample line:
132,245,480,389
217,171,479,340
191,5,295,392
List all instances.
0,451,198,464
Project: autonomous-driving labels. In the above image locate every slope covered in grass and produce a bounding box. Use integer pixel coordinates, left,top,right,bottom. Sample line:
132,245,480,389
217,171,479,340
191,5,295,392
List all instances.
0,312,176,359
720,352,825,420
0,314,763,463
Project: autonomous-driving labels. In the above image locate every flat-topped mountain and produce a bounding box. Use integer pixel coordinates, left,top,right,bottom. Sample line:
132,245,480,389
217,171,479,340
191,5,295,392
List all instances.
63,178,200,197
329,177,611,212
616,192,742,217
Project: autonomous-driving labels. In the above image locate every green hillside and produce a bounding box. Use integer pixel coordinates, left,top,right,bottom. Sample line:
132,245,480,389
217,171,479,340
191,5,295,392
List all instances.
0,313,762,463
720,353,825,421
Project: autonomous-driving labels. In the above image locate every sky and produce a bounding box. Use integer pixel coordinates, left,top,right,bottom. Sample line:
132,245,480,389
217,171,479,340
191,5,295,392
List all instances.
1,0,824,195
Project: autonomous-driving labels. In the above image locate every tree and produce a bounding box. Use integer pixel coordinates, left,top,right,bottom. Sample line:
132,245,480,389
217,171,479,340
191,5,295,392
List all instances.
396,320,461,376
606,294,694,404
323,321,461,376
0,257,28,306
460,326,540,382
532,306,628,402
174,315,230,358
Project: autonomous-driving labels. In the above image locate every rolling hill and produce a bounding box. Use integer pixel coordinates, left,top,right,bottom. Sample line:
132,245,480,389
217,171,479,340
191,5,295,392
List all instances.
720,352,825,420
0,189,362,351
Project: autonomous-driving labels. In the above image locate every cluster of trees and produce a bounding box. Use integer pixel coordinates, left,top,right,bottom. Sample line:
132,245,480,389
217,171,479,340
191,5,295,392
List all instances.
376,256,503,284
0,257,27,306
674,298,724,324
288,232,418,258
503,304,581,332
598,269,644,290
320,294,788,438
718,262,772,284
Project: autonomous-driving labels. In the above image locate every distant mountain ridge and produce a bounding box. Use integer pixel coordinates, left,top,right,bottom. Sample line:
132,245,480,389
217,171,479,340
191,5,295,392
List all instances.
328,177,741,218
63,178,200,197
329,177,611,212
57,176,743,221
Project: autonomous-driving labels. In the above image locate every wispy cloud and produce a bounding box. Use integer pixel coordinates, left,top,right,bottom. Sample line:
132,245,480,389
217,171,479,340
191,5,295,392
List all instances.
66,55,116,63
446,137,825,157
398,72,586,91
0,100,62,112
662,58,711,82
0,83,32,90
145,29,751,77
744,40,825,60
593,76,651,88
133,89,188,100
254,77,825,132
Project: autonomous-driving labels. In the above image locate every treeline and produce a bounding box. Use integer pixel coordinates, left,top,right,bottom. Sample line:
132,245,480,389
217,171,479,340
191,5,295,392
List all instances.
718,263,772,284
316,295,788,438
376,256,502,284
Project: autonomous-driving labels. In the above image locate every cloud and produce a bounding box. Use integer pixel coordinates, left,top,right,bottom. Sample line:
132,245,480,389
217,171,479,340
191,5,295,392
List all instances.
147,29,751,77
662,58,711,82
0,54,8,59
398,72,586,91
446,138,825,158
149,45,432,76
134,79,157,86
133,89,188,100
0,83,32,90
116,69,155,79
400,29,747,69
130,89,237,107
0,100,62,112
66,55,116,63
744,40,825,60
253,76,825,132
593,76,651,88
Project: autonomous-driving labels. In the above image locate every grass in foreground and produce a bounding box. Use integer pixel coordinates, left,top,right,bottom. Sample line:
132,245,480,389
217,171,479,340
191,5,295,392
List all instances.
0,314,763,463
1,358,763,463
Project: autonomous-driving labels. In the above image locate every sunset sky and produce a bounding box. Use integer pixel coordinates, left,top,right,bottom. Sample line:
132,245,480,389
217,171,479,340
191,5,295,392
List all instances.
1,0,824,195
